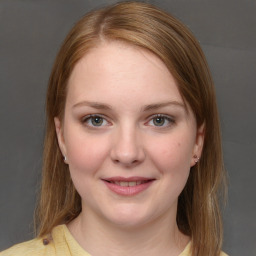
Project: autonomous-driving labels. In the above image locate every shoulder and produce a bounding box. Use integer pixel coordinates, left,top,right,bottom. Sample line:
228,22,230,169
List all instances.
178,241,229,256
0,238,54,256
0,225,91,256
0,226,67,256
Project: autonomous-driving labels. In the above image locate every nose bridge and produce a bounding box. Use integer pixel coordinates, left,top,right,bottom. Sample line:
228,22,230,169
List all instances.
110,121,145,166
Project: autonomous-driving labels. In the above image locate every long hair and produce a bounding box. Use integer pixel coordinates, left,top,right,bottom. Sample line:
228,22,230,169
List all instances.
35,2,226,255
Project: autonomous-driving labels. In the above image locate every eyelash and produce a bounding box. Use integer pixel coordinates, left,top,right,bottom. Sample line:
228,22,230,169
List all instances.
146,114,175,128
81,114,110,127
81,114,175,128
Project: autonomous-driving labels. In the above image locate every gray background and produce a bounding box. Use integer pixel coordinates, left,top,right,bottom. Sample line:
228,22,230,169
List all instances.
0,0,255,255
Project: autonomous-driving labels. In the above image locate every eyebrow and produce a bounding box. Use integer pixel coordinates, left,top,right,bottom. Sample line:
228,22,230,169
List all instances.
142,101,186,112
72,101,112,110
72,100,186,112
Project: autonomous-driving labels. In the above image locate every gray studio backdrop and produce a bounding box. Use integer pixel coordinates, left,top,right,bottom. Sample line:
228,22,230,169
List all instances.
0,0,255,255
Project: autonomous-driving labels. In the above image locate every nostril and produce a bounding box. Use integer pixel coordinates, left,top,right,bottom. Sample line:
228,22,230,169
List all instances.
110,136,146,166
112,158,139,167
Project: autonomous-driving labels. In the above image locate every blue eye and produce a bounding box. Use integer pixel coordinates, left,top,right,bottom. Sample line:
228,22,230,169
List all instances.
82,115,108,127
148,115,174,127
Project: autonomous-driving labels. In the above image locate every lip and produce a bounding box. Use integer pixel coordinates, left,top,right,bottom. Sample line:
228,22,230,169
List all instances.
102,176,155,196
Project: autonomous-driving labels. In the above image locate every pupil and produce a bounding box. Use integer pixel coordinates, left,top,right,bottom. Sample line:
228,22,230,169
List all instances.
92,116,103,126
153,117,164,126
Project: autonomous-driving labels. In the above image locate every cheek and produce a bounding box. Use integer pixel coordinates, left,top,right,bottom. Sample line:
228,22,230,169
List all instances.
64,129,111,176
148,134,194,177
146,135,194,211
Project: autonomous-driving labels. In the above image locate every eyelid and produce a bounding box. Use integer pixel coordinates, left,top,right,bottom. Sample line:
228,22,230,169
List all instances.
80,113,175,128
81,114,111,127
82,113,103,121
145,114,175,127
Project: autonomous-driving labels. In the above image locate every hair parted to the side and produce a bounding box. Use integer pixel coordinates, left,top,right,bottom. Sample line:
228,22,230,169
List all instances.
35,2,226,256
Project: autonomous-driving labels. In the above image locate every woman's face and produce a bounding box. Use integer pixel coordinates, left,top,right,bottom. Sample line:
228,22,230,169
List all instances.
55,42,204,228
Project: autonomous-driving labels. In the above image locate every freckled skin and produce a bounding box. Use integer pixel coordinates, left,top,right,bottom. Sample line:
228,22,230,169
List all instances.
55,42,204,230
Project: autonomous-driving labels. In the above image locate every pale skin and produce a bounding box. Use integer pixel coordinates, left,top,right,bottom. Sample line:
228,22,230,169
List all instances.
55,42,204,256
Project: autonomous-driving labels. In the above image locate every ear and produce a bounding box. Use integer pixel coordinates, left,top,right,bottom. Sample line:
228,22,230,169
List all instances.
191,123,205,167
54,117,67,162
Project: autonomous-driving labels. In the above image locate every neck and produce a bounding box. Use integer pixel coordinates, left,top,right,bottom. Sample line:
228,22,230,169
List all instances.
68,208,190,256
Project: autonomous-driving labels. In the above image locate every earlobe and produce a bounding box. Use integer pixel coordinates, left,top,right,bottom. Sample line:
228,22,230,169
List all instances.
191,123,205,166
54,117,67,158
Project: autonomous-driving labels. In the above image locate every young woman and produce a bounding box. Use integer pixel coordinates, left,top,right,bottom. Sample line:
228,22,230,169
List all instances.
1,2,227,256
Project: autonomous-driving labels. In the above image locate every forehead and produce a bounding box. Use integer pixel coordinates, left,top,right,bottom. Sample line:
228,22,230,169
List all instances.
66,41,184,108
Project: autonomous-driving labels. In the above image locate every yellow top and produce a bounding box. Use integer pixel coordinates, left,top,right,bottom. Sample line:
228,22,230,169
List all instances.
0,225,227,256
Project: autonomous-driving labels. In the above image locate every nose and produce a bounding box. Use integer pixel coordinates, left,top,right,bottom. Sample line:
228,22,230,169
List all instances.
110,125,145,167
